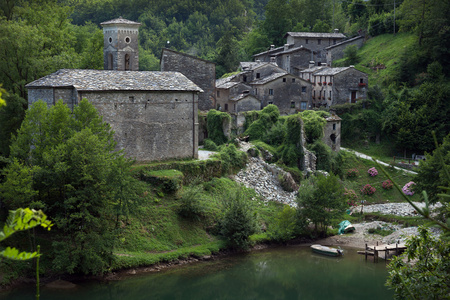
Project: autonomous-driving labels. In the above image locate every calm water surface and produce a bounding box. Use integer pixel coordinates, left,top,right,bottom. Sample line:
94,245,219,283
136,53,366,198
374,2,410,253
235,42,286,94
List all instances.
2,245,393,300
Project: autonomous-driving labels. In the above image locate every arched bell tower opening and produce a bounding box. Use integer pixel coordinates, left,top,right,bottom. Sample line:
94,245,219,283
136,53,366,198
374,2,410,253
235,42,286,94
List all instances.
100,17,141,71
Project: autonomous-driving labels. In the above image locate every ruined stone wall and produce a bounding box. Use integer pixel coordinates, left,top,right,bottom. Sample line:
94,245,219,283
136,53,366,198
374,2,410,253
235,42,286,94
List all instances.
161,49,215,111
234,96,260,113
28,88,77,109
81,90,198,162
323,119,341,152
326,36,364,66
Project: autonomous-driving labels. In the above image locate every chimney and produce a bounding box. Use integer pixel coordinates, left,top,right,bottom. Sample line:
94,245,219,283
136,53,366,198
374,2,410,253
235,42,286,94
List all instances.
270,45,275,50
284,44,289,51
270,57,276,64
334,29,339,33
309,61,315,69
256,59,261,63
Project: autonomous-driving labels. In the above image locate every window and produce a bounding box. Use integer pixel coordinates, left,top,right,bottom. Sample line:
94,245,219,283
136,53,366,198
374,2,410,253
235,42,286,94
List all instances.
224,103,228,111
269,89,274,95
333,39,336,45
125,54,130,70
329,91,332,97
290,101,295,108
283,78,286,82
360,78,364,83
268,101,273,104
254,89,258,95
292,78,295,83
129,96,134,103
108,37,113,44
301,102,307,110
256,73,260,79
217,90,220,98
108,53,113,70
305,39,308,44
302,86,306,93
243,75,247,82
125,37,131,43
313,90,315,97
318,39,321,45
333,123,336,130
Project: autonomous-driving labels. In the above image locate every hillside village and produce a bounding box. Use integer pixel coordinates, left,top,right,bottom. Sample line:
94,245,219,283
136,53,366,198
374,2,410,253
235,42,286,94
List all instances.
26,16,364,164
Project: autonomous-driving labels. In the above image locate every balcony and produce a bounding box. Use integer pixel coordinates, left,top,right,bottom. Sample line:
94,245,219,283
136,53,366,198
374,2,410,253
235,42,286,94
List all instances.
358,82,366,87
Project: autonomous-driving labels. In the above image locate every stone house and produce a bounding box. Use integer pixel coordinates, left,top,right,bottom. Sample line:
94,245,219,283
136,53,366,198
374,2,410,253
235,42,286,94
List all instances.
325,35,365,66
217,62,312,115
253,45,319,73
26,17,203,162
160,48,215,111
306,66,368,107
284,30,346,65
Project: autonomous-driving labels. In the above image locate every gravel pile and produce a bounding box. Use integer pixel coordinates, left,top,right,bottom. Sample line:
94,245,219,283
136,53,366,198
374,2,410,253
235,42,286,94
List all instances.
353,202,443,217
233,156,298,207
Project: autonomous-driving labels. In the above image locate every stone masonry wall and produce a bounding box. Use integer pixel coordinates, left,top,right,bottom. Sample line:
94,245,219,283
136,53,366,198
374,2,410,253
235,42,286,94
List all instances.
82,90,198,162
326,36,364,66
161,49,215,111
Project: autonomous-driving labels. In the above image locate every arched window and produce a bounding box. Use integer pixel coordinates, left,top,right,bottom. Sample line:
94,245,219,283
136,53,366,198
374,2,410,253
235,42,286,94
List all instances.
125,54,130,70
108,53,113,70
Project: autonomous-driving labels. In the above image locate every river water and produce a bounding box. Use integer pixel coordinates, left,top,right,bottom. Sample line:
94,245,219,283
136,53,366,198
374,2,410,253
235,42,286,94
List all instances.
2,245,393,300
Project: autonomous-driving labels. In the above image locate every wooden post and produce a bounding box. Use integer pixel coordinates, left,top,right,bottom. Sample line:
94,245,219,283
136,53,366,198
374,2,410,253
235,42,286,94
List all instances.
365,243,368,261
385,246,388,265
374,248,378,263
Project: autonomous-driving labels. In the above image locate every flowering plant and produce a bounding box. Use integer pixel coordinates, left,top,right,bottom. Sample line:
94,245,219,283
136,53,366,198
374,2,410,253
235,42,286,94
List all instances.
323,81,327,85
367,167,378,177
382,179,393,190
361,184,376,195
347,168,359,178
344,188,358,206
402,181,416,196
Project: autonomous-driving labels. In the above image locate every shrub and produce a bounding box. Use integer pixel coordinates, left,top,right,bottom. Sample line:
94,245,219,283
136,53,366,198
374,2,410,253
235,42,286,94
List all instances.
268,205,297,242
382,179,393,190
402,181,416,196
178,186,208,221
347,168,359,178
344,188,358,206
206,109,230,146
367,167,378,177
203,139,218,151
219,187,259,250
361,184,376,195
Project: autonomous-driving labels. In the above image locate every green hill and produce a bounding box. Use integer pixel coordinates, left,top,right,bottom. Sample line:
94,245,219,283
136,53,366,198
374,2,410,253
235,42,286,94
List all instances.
337,33,417,87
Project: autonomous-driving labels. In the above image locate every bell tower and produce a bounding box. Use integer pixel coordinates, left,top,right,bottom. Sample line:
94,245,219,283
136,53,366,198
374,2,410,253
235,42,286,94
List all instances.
100,17,141,71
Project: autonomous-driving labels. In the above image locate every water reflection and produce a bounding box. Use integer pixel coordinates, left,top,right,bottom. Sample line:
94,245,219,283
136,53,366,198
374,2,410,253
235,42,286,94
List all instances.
1,245,393,300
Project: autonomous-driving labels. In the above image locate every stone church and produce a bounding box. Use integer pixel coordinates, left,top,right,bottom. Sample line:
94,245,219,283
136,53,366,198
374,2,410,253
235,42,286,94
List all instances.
26,17,202,162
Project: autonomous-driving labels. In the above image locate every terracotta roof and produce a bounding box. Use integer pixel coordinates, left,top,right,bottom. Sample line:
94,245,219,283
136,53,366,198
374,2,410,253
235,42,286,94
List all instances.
26,69,203,92
285,32,346,39
100,17,141,26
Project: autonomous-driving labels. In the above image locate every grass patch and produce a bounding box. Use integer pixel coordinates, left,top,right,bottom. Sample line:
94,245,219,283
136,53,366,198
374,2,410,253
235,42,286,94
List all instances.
343,140,397,164
340,154,418,204
334,33,417,87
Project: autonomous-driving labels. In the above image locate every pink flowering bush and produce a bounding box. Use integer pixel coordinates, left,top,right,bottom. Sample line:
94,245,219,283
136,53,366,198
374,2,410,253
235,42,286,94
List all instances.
402,181,416,196
344,188,358,206
347,168,359,178
361,184,376,195
382,179,393,190
367,167,378,177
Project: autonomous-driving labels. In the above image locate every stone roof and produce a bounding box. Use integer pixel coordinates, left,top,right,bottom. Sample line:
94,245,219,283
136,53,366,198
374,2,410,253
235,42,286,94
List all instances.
285,32,346,39
325,35,364,50
253,45,287,57
300,66,328,73
277,45,314,55
230,94,259,102
100,17,141,26
217,81,240,89
216,74,239,89
313,67,353,76
326,114,342,121
25,69,203,92
161,48,215,65
240,61,267,70
251,72,287,85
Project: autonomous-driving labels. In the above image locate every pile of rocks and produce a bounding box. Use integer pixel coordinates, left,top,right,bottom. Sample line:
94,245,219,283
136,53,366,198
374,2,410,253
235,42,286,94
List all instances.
233,156,298,207
352,202,442,217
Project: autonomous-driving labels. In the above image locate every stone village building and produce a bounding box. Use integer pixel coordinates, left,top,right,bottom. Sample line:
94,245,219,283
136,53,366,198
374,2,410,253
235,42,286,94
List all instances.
160,48,215,111
216,61,313,115
299,65,368,107
26,17,202,162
